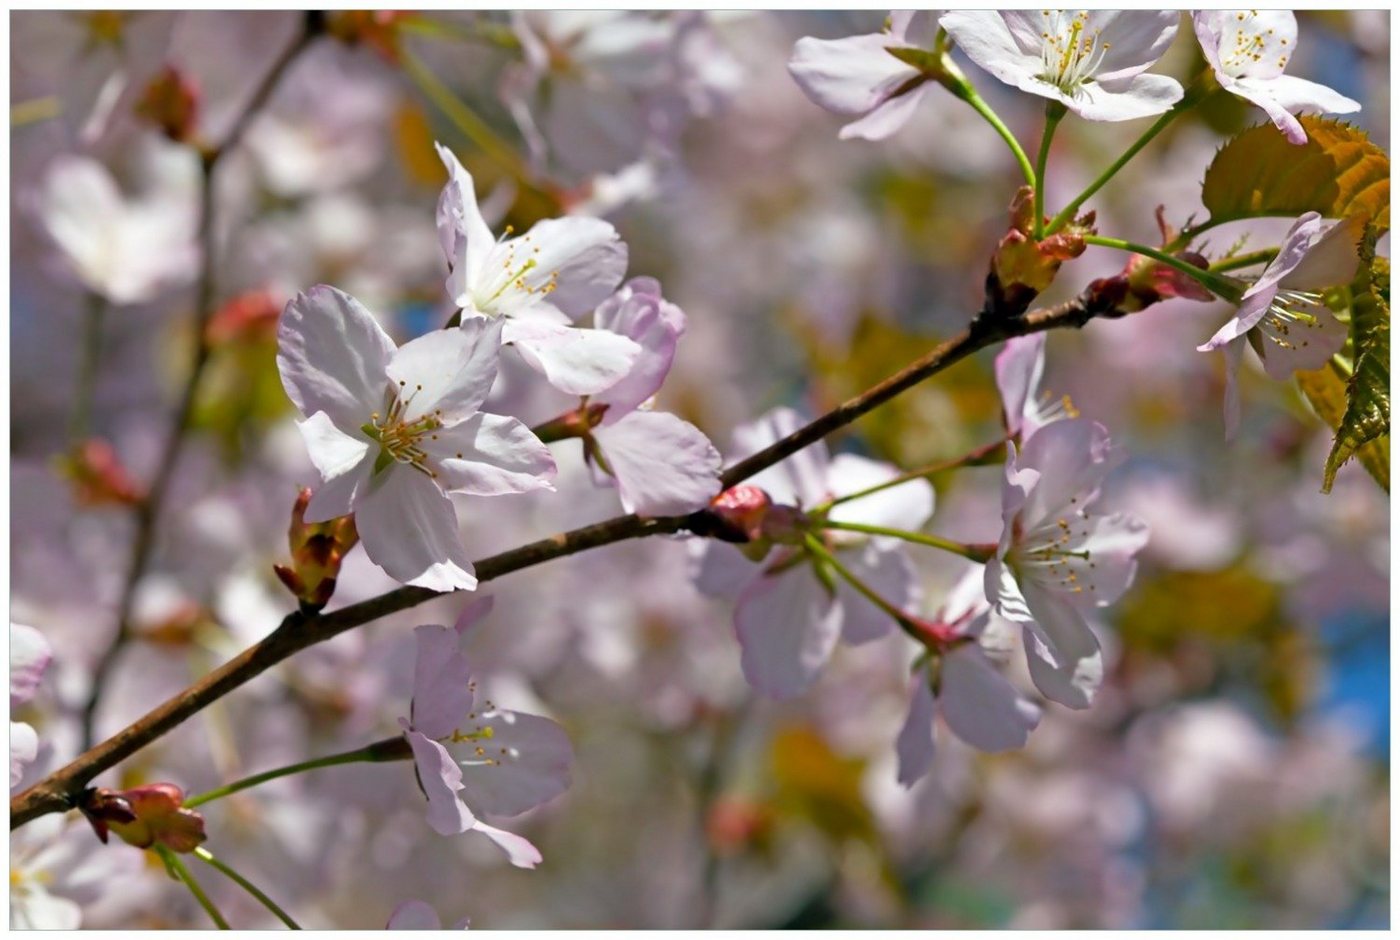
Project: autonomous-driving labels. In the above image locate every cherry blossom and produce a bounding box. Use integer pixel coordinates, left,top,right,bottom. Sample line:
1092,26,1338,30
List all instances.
1193,11,1361,145
11,622,52,789
36,141,199,305
788,11,938,141
1197,212,1362,438
277,285,556,591
399,616,573,868
896,567,1042,787
435,143,641,396
940,11,1183,121
692,408,933,698
995,332,1077,440
583,277,722,516
986,418,1149,708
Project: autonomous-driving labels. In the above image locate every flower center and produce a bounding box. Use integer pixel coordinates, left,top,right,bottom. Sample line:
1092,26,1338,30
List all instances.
1260,289,1328,351
1012,510,1100,597
446,702,520,768
361,381,443,477
1038,11,1110,96
478,228,560,314
1219,11,1291,77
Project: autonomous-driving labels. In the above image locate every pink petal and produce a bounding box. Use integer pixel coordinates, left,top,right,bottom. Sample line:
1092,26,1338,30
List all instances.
502,319,641,396
277,286,396,429
593,412,722,516
355,469,477,592
387,316,503,424
426,414,557,497
735,565,841,699
895,672,937,788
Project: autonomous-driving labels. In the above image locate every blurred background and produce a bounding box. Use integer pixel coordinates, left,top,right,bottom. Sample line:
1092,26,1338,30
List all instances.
9,10,1390,929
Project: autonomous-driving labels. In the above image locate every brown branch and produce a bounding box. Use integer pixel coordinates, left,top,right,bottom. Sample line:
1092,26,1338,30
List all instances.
78,13,325,749
14,289,1106,828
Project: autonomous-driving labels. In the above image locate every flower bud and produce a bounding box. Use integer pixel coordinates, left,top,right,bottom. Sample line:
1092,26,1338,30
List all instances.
1087,207,1216,315
54,439,145,508
327,11,411,62
79,783,207,854
985,188,1092,319
134,66,200,144
689,485,772,544
273,488,359,612
205,290,283,347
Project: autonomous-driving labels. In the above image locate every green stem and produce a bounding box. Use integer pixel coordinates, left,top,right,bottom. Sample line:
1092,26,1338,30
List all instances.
397,13,522,50
821,520,994,563
194,847,301,929
802,534,915,627
1210,248,1279,273
159,846,230,929
400,47,534,187
67,294,107,446
935,65,1035,188
1083,234,1239,300
185,737,409,809
821,438,1006,510
1034,102,1066,240
11,96,61,127
1045,76,1206,236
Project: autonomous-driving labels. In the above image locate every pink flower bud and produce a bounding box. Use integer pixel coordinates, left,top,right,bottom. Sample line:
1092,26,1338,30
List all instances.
274,488,359,612
134,66,201,144
986,188,1092,318
54,439,145,508
79,783,207,854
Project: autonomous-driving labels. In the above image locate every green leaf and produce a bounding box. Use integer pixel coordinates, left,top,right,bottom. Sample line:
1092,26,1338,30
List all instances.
1324,241,1390,491
1201,117,1390,234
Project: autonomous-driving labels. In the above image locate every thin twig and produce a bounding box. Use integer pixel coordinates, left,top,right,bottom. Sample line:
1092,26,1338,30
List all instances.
78,13,324,749
13,291,1106,828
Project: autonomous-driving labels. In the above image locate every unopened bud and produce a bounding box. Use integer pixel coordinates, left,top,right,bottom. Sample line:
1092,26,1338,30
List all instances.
326,10,411,62
274,488,359,612
205,290,283,346
55,439,145,508
985,187,1092,319
690,485,772,544
79,783,206,853
134,66,200,144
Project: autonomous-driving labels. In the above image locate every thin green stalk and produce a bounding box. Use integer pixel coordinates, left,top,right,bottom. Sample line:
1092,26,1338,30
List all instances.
1083,234,1239,300
11,96,61,127
397,13,521,50
185,737,408,809
159,846,230,929
1034,102,1067,239
935,62,1035,187
803,534,915,627
400,47,533,186
1210,248,1279,273
821,520,994,563
1045,77,1206,235
194,847,301,929
67,294,107,446
821,437,1006,510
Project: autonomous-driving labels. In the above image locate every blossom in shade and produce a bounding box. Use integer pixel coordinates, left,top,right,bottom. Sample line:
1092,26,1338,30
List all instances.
387,899,470,930
896,567,1041,787
1193,11,1361,145
11,623,51,789
986,418,1149,708
692,408,933,698
1197,212,1362,438
994,333,1078,440
583,277,722,516
788,11,938,141
277,285,556,591
940,10,1183,121
399,604,573,868
435,143,641,395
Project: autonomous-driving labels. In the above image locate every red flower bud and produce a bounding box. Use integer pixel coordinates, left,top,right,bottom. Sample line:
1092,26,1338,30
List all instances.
79,783,207,854
205,290,283,346
134,66,200,144
326,10,412,62
54,439,145,508
275,488,359,612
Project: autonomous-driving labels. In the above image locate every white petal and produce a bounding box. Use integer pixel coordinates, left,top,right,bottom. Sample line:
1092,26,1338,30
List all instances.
734,566,841,699
838,84,926,141
895,673,937,788
1253,73,1361,118
995,333,1046,437
689,541,759,599
409,624,473,741
940,12,1043,91
10,623,52,709
593,277,684,417
425,413,557,496
469,820,542,869
940,644,1040,750
387,318,503,424
1254,307,1349,380
277,286,396,429
788,31,919,117
1017,419,1114,530
11,721,38,788
1281,214,1365,293
355,469,477,591
39,156,122,295
1059,73,1183,122
1195,10,1296,81
1019,581,1105,708
406,730,476,836
505,216,629,319
834,540,916,644
502,319,641,396
593,412,722,516
296,412,372,523
455,709,572,817
825,453,934,530
985,552,1034,623
435,142,495,283
1226,78,1308,144
733,407,831,508
1085,11,1181,82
